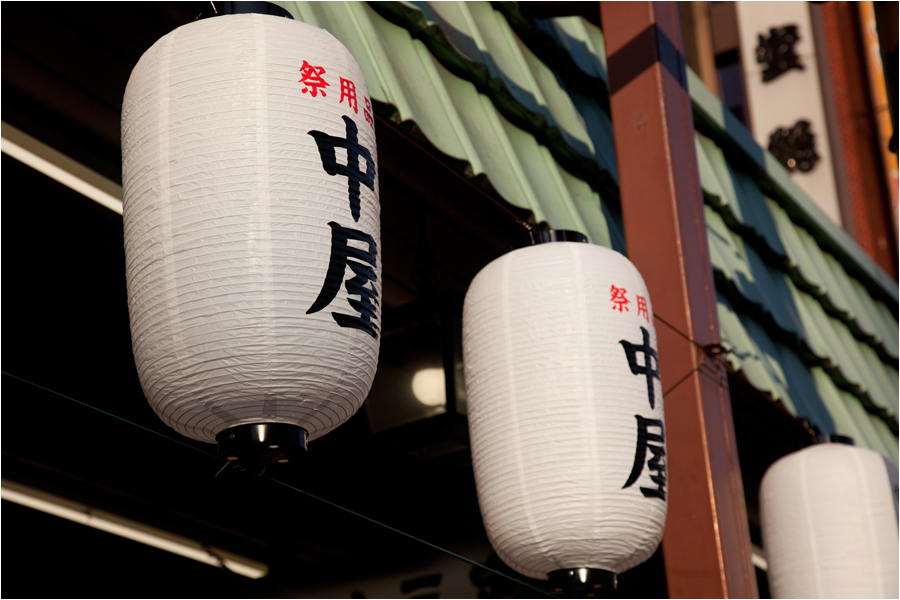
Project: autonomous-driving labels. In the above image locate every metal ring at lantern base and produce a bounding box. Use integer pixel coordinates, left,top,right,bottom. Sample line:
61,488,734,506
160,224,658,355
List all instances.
529,229,589,245
216,423,308,467
548,568,617,598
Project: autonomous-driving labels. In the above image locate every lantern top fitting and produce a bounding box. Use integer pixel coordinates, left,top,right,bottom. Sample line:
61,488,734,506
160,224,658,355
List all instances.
548,568,617,598
816,433,854,445
528,229,589,245
196,1,294,21
216,423,308,468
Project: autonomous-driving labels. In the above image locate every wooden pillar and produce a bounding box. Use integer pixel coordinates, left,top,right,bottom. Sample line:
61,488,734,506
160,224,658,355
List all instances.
678,1,719,97
599,2,758,597
816,1,898,277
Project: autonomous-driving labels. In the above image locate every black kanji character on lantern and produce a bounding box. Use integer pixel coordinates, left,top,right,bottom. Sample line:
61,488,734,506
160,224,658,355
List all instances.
308,116,375,222
756,25,803,82
768,120,820,173
620,326,660,409
307,221,379,338
622,415,666,500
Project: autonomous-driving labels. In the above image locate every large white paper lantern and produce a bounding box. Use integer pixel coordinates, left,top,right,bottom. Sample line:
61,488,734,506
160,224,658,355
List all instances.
122,7,380,464
463,231,666,591
759,439,899,598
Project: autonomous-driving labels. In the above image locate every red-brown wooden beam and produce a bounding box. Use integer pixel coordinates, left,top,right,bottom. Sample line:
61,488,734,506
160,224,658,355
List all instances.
599,3,758,597
818,1,898,278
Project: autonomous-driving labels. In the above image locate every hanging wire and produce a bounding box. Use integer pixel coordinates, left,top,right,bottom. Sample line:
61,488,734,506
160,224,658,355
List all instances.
214,460,232,479
375,110,737,401
0,370,556,598
652,313,734,400
375,106,734,400
1,371,214,459
661,364,705,398
653,313,731,360
377,105,731,403
266,477,554,597
3,316,736,593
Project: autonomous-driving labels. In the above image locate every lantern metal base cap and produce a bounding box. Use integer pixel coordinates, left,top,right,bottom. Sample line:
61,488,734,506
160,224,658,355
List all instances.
548,568,616,598
216,423,308,467
528,229,589,245
196,1,294,21
817,433,854,445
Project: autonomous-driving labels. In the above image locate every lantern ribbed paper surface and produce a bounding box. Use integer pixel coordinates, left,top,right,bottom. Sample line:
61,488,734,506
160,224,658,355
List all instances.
760,444,899,599
463,241,667,580
122,14,380,444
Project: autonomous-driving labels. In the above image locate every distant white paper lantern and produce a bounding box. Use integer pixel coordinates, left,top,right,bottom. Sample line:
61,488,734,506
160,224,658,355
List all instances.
462,232,666,590
760,439,900,599
122,8,380,463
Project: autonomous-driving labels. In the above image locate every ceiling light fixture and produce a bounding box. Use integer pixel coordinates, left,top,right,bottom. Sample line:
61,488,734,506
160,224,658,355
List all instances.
411,368,447,407
0,121,123,215
1,479,268,579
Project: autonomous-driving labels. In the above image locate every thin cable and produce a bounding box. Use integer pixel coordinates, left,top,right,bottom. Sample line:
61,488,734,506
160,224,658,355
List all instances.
653,312,732,359
377,113,728,396
378,111,730,383
1,370,215,459
662,364,704,399
374,113,536,232
653,312,727,356
1,370,555,597
653,313,700,349
267,477,556,597
214,460,232,479
382,109,728,400
651,314,733,400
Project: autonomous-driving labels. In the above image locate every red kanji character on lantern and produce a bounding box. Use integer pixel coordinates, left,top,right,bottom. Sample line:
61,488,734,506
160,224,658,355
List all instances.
339,78,358,113
637,295,649,322
610,284,629,312
363,96,373,128
299,60,329,97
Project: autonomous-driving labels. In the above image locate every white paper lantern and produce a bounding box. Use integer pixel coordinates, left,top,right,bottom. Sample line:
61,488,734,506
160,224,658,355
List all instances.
462,232,666,588
122,10,380,460
759,440,900,599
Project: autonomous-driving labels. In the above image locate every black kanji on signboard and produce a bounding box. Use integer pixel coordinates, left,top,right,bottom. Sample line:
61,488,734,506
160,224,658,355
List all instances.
308,116,376,222
756,25,803,82
622,415,666,500
307,221,379,338
768,120,819,173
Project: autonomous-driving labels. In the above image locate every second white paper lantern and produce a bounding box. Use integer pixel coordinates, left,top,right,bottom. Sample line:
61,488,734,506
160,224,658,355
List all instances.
463,231,667,591
760,439,899,598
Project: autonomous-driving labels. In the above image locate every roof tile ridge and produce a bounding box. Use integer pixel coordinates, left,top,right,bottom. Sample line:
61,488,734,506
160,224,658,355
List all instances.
688,68,899,307
718,283,899,435
705,194,899,367
366,1,620,208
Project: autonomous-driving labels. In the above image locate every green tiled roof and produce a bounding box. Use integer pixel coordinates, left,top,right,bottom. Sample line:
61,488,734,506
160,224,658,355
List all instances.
276,1,898,461
276,1,624,251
